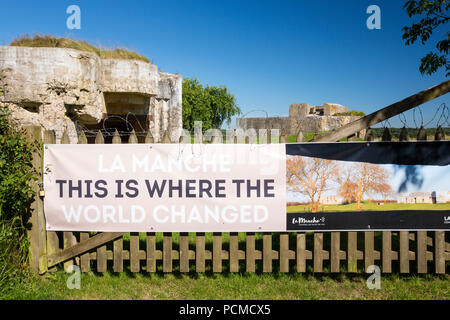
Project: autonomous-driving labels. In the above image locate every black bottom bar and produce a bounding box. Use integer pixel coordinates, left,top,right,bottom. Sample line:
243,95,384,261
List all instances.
287,210,450,231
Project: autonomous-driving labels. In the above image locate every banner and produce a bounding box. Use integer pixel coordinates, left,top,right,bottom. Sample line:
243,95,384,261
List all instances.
43,144,287,232
286,141,450,231
44,141,450,232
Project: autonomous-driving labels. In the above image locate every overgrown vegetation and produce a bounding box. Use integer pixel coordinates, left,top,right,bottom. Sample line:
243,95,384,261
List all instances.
0,72,37,297
333,110,366,117
10,34,150,63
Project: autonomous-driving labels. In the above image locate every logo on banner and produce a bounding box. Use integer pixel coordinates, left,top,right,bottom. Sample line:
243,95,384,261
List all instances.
444,216,450,224
292,216,325,227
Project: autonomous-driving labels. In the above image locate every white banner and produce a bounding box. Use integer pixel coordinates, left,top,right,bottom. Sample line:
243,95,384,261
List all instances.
43,143,286,232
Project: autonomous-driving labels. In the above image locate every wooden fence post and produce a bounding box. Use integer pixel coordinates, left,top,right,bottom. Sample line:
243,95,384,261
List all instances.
24,126,47,274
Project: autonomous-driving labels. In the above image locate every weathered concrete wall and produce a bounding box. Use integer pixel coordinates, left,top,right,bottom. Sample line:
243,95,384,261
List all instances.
0,46,182,143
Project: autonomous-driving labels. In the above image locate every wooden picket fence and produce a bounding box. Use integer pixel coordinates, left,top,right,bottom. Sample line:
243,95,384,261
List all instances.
25,125,449,275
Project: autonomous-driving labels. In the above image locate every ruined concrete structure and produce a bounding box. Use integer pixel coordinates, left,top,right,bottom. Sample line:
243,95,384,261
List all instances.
398,191,450,204
236,103,363,136
0,46,182,143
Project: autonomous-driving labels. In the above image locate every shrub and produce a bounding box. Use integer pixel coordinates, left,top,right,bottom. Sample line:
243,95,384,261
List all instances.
0,72,37,296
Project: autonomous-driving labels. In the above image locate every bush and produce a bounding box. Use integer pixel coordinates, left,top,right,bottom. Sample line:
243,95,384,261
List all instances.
0,72,37,296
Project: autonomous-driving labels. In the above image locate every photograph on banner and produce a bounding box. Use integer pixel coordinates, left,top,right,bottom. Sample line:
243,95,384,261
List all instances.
286,153,450,231
43,143,287,232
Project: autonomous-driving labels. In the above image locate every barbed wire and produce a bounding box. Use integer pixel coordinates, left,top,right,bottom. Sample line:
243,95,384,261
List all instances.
391,102,449,130
72,101,449,141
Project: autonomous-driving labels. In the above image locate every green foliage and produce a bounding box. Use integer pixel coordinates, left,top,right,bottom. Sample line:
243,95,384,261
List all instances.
0,71,36,295
0,107,36,223
0,218,30,297
182,78,241,131
402,0,450,76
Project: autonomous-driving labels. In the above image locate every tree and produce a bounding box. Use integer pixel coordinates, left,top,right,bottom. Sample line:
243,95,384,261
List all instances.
182,78,241,131
402,0,449,76
348,163,391,211
374,183,396,202
338,180,358,204
286,156,340,212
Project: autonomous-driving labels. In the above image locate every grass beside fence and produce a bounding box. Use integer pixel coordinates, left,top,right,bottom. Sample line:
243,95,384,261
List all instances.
287,202,450,213
2,270,449,300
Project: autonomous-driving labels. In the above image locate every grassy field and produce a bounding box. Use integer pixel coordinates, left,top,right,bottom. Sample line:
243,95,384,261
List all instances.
2,270,449,300
287,202,450,213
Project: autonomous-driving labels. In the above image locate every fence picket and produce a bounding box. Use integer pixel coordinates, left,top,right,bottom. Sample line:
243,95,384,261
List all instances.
146,232,156,272
263,232,273,272
331,232,341,272
180,232,190,273
246,233,256,273
229,232,239,272
364,232,374,271
213,233,222,273
296,233,307,272
163,232,172,273
382,231,392,273
417,231,428,273
313,233,323,272
400,230,410,273
196,233,206,272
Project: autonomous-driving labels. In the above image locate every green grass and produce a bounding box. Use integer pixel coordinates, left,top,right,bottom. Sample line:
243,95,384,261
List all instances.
2,270,449,300
287,202,450,213
10,34,150,63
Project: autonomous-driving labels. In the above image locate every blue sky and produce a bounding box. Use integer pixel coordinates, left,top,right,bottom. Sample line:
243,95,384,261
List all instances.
0,0,448,128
